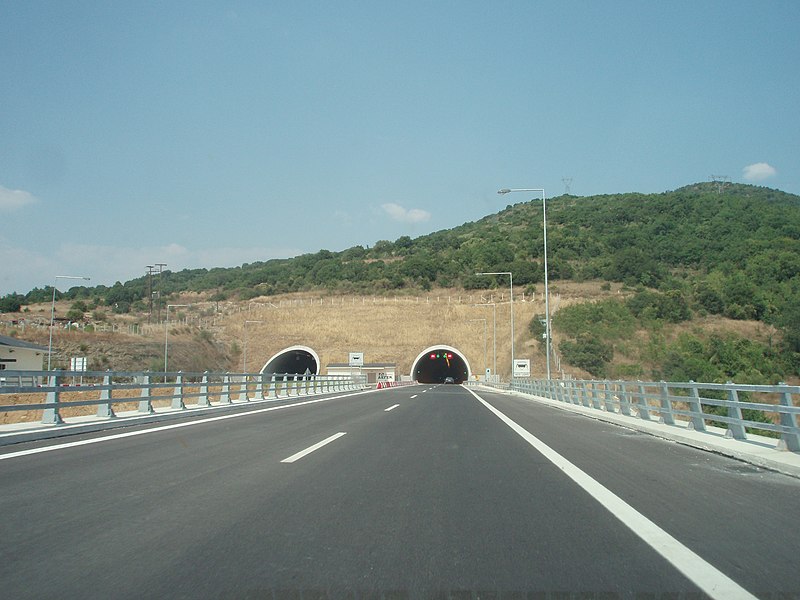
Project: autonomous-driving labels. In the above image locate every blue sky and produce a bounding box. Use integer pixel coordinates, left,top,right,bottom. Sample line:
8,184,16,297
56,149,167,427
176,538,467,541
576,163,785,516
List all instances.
2,1,798,294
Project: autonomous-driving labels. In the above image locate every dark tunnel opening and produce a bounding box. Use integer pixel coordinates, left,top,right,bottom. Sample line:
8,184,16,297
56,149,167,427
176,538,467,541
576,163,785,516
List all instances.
262,348,319,377
414,349,469,384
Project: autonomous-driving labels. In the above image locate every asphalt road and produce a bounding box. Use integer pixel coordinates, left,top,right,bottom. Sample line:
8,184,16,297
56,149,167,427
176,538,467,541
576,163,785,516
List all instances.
1,384,798,599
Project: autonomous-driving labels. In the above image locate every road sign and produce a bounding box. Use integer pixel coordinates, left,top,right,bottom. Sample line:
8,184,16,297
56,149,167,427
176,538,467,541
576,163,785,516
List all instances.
349,352,364,367
513,359,531,378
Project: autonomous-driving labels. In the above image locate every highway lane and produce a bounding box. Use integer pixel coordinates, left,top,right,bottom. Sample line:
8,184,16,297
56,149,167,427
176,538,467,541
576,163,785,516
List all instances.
0,384,797,598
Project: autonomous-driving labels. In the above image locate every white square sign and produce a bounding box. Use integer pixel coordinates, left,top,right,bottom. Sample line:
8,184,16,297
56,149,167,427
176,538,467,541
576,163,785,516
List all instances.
513,359,530,377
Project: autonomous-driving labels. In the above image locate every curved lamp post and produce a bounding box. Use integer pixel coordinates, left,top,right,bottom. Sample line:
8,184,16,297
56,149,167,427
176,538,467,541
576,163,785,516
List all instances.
498,187,551,379
48,275,91,370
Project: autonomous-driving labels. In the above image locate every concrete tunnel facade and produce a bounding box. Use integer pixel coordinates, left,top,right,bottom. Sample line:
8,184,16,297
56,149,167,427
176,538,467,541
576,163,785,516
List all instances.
411,345,471,384
260,345,320,376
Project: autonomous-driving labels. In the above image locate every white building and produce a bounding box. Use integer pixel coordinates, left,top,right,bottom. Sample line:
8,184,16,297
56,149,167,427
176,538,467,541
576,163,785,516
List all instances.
0,334,48,374
326,362,398,385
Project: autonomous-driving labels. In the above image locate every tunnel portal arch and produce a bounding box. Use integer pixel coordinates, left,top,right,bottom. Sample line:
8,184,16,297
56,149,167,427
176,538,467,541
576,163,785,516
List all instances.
411,345,471,384
260,345,320,376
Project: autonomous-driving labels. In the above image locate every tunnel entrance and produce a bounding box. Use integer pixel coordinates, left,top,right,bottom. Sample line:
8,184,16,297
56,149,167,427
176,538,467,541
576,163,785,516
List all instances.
261,346,320,376
411,345,471,384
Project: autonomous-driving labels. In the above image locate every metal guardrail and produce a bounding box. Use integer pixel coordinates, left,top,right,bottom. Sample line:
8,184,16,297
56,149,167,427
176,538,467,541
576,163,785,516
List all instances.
0,369,368,426
470,378,800,453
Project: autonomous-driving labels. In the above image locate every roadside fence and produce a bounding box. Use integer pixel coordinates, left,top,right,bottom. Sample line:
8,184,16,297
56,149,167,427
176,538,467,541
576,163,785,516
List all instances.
472,378,800,453
0,369,368,426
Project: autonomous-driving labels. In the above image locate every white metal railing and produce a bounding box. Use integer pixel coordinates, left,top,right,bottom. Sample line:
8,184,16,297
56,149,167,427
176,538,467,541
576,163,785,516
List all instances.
469,378,800,453
0,369,368,426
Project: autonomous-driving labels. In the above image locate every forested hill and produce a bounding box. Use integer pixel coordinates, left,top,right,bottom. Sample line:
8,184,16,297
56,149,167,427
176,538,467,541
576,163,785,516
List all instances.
6,182,800,334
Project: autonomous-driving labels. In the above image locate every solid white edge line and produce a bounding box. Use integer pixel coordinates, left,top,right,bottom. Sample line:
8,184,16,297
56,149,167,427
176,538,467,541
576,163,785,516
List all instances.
0,390,373,461
465,386,758,600
280,432,347,463
385,404,400,412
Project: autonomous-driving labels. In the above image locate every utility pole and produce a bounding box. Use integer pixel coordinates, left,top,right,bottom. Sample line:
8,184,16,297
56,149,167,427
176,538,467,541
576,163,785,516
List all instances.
146,265,155,322
710,175,730,195
155,263,167,322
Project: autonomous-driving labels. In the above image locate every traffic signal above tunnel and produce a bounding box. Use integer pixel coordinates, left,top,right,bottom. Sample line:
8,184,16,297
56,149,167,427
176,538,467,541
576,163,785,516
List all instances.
413,346,470,384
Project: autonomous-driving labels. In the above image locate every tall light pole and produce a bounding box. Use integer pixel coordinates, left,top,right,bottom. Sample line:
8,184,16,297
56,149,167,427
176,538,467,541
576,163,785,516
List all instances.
243,320,264,374
164,303,188,378
498,187,552,379
476,271,513,376
476,303,497,378
48,275,91,370
468,318,487,377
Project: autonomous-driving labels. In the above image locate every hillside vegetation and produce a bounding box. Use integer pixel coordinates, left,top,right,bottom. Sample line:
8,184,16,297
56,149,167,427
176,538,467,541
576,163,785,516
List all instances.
2,182,799,382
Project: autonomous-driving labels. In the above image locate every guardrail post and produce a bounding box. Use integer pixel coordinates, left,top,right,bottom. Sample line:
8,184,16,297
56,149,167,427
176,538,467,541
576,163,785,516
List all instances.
138,373,154,414
267,374,277,399
96,371,116,418
686,382,706,431
725,383,747,440
603,381,616,412
777,384,800,452
197,371,210,407
220,373,232,405
659,381,676,425
618,382,632,416
171,372,186,410
260,372,268,399
636,383,651,421
42,371,64,424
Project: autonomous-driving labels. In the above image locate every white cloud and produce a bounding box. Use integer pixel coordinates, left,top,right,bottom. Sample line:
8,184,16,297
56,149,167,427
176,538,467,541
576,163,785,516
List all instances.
381,202,431,224
742,162,777,181
0,185,38,210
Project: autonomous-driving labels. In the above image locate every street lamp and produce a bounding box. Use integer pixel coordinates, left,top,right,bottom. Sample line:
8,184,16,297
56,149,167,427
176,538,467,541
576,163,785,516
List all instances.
476,271,513,376
48,275,91,370
498,187,552,379
468,318,487,378
164,304,189,378
475,303,497,378
243,320,264,374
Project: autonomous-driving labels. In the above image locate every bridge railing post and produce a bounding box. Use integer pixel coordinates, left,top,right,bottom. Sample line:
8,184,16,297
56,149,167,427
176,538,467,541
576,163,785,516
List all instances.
658,381,676,425
725,383,747,440
96,371,116,418
563,380,574,406
636,383,651,421
138,373,155,414
777,384,800,452
577,381,588,408
603,381,617,412
42,370,64,424
618,381,632,416
590,382,603,410
197,371,210,407
686,382,706,431
171,372,186,410
220,373,232,405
